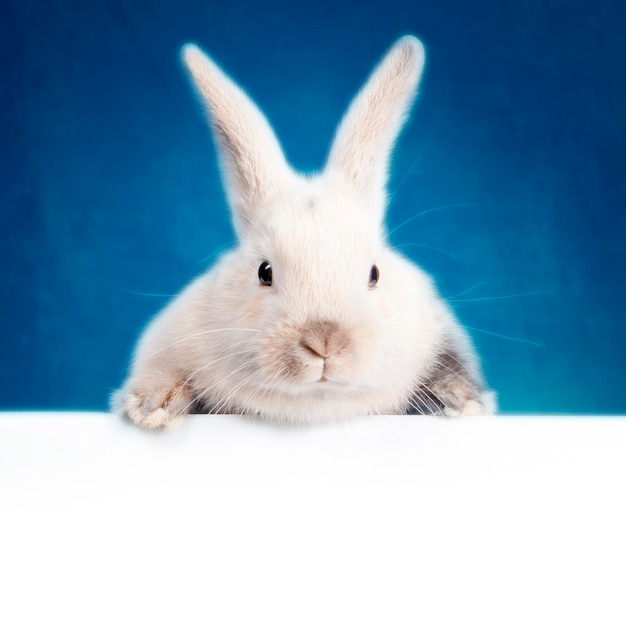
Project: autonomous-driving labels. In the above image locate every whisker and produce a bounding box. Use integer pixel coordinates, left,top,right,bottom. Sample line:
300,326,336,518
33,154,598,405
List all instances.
195,240,236,267
95,276,177,298
407,385,443,415
238,364,291,416
168,348,255,410
395,242,460,261
138,327,263,362
209,369,261,415
388,203,478,238
149,349,252,417
449,289,551,303
352,296,544,347
445,281,490,300
189,355,265,415
465,325,544,348
389,151,424,200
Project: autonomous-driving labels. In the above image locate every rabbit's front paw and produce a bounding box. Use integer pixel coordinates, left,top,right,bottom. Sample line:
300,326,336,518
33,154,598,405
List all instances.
112,381,193,430
444,390,497,417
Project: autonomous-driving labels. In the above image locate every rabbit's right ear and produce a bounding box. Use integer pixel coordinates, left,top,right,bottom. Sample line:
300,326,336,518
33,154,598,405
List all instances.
325,36,425,209
182,44,292,238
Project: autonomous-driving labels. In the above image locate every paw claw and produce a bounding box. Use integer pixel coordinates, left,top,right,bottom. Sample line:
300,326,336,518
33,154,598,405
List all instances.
112,383,191,431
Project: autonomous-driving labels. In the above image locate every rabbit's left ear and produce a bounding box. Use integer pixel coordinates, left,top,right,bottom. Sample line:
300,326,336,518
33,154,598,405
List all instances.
182,44,292,238
325,36,425,201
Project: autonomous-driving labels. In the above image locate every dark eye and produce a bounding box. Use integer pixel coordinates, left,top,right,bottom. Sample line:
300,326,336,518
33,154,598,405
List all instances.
258,261,272,286
369,264,379,288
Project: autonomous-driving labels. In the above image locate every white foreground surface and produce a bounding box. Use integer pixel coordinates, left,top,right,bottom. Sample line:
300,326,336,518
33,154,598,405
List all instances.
1,412,625,625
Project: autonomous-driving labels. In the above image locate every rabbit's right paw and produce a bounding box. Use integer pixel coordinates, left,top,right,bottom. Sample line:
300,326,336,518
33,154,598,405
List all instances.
112,381,193,430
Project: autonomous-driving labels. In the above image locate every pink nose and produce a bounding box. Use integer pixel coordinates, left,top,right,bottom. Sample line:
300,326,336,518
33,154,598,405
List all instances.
300,320,351,359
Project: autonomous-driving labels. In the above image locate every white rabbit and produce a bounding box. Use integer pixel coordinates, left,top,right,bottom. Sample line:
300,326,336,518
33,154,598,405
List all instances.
111,35,496,430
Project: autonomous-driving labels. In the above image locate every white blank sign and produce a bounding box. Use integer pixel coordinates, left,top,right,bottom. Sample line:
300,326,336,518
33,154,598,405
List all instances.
1,412,625,625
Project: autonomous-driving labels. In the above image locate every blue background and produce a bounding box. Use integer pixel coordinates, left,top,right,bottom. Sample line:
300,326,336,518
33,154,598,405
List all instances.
1,0,624,413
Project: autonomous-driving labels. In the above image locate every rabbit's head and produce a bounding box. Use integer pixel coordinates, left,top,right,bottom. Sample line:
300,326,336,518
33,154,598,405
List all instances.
181,38,450,420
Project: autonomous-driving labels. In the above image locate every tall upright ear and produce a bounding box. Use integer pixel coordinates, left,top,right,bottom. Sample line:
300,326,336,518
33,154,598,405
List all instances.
325,36,425,199
181,44,292,237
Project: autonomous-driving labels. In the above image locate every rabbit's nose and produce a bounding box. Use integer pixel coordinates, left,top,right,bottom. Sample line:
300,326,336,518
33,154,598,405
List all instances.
300,320,351,359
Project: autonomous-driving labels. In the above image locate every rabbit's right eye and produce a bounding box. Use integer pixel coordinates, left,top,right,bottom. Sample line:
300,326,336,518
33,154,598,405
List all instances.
258,261,273,286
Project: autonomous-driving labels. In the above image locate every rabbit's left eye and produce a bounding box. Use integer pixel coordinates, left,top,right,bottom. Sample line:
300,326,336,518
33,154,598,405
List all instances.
258,261,273,286
368,264,379,288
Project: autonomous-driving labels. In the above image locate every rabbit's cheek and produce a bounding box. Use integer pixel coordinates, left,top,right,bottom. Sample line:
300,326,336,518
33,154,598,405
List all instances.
261,322,305,382
238,290,272,330
269,348,311,384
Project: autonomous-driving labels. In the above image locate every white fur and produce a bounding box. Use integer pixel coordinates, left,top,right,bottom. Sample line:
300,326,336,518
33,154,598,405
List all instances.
112,36,496,430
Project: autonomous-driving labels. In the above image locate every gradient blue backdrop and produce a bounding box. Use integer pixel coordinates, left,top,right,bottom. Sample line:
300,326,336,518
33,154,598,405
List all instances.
1,0,624,413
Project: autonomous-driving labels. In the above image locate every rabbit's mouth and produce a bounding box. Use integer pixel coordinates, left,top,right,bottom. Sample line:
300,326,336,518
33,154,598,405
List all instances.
313,374,346,387
297,353,353,388
260,316,378,393
313,363,352,387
